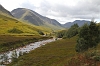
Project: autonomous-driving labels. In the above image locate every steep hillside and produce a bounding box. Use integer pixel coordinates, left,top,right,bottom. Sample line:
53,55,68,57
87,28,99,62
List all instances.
63,20,90,28
11,8,44,26
0,4,13,17
11,8,63,30
0,14,52,35
0,5,53,35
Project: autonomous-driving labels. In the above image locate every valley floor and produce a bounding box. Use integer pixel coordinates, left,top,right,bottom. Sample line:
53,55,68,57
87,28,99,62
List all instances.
0,35,51,53
7,36,77,66
7,36,100,66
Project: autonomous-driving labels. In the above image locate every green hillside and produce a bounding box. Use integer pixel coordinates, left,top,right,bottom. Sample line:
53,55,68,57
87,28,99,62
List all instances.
0,14,52,35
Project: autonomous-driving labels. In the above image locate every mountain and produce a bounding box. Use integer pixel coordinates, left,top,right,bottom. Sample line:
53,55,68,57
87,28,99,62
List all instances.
0,4,13,17
63,20,90,28
0,13,53,35
11,8,63,30
11,8,44,26
0,5,53,35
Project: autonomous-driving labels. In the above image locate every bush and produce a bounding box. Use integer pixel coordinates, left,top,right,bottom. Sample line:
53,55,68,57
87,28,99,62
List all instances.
56,24,79,38
76,22,100,52
56,30,67,38
8,28,23,34
93,56,100,61
37,30,44,35
66,24,79,38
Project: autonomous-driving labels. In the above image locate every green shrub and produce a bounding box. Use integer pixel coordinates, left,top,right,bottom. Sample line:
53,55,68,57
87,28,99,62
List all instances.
93,56,100,61
56,30,67,38
37,30,44,35
8,28,23,34
56,24,79,38
76,22,100,52
66,24,79,38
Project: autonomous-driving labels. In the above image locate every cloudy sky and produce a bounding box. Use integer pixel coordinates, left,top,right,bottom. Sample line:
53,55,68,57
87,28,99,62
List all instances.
0,0,100,24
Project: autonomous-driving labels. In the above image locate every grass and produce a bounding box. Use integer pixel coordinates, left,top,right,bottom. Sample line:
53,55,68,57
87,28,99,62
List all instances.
7,36,77,66
0,35,51,53
42,22,64,31
0,14,52,35
7,36,100,66
67,43,100,66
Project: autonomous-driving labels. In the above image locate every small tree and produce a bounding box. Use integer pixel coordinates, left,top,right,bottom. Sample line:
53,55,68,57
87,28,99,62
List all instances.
76,24,89,52
88,22,100,48
66,24,79,38
76,21,100,52
56,24,79,38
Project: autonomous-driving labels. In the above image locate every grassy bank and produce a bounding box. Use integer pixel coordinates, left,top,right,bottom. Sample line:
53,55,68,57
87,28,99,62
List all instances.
0,35,52,53
67,42,100,66
7,36,77,66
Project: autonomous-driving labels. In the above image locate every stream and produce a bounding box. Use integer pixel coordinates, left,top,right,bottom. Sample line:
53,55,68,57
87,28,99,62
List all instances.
0,38,55,66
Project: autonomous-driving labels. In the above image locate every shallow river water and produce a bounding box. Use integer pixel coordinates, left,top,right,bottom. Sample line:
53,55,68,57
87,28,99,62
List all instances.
0,38,55,65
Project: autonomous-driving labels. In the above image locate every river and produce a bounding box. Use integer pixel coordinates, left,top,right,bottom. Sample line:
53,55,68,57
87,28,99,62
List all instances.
0,38,55,66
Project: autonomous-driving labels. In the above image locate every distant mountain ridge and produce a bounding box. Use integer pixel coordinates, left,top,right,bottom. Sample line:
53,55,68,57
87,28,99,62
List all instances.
11,8,63,30
0,4,13,17
63,20,90,28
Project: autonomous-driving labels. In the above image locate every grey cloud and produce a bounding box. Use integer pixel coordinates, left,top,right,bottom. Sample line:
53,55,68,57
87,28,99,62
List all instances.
21,0,100,23
21,1,36,10
38,0,51,15
54,0,100,22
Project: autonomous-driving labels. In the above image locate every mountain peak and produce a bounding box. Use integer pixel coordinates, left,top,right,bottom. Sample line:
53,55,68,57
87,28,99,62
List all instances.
0,4,13,17
11,8,63,30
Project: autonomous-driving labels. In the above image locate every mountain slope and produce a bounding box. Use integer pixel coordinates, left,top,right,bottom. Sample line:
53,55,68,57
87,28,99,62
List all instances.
0,14,36,35
0,4,13,17
11,8,63,30
11,8,44,26
0,14,53,35
63,20,90,28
